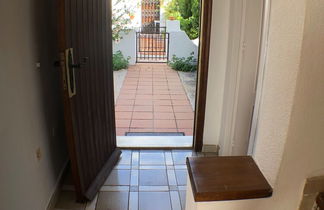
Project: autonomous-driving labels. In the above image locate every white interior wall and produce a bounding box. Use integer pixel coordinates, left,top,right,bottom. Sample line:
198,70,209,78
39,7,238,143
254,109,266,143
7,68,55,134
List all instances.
0,1,68,210
252,0,307,185
255,0,324,208
188,0,324,209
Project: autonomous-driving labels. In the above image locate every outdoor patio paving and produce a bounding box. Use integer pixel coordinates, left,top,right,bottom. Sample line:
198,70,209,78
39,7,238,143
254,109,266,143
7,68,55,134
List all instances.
115,63,194,136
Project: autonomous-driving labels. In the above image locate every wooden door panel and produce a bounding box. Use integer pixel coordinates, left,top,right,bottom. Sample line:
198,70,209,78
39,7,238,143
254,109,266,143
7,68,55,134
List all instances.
58,0,120,201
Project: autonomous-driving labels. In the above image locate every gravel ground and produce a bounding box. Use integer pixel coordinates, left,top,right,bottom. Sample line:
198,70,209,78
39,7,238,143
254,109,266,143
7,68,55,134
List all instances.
178,71,197,110
113,69,127,103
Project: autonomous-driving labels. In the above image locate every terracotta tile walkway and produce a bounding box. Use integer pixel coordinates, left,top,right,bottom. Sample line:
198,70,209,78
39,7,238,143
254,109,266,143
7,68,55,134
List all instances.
115,63,194,136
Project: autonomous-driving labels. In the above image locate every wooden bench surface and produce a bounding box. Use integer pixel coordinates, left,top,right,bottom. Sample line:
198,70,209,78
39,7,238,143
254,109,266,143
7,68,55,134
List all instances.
186,156,273,202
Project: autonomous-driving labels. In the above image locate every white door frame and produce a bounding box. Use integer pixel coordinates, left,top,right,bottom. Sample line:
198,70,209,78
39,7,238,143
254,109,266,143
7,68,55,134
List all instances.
218,0,270,155
247,0,271,155
218,0,246,155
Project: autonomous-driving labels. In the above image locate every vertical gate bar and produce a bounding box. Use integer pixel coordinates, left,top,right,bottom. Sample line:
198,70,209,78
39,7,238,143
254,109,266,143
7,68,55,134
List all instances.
145,33,147,61
140,33,142,61
166,33,168,62
159,34,161,56
151,33,153,61
167,33,169,62
163,34,164,61
150,33,151,61
153,33,155,61
136,32,138,62
143,33,145,61
148,33,150,61
163,33,164,61
142,33,144,62
163,33,166,53
161,32,165,60
149,33,151,61
163,33,165,62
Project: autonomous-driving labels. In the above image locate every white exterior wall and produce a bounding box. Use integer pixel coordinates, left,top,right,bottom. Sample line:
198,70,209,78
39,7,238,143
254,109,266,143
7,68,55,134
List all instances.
166,20,181,32
168,31,199,61
167,20,198,60
113,30,136,65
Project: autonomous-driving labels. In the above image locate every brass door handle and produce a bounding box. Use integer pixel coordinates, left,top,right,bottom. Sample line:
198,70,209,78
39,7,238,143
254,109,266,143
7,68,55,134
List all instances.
65,48,76,98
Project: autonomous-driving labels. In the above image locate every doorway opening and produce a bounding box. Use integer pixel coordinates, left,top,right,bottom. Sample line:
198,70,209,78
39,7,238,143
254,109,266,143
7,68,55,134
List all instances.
55,0,211,203
54,0,267,205
112,0,201,148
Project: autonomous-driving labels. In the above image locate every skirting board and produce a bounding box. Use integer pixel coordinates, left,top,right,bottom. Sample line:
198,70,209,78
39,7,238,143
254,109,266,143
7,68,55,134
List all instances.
46,159,70,210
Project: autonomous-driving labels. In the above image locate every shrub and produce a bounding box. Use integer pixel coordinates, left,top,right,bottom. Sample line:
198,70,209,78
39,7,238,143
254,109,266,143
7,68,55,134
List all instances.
113,51,130,71
164,0,200,40
168,52,197,72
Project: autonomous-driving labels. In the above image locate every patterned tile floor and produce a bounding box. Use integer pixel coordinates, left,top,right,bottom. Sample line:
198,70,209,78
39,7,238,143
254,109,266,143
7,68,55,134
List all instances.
54,150,204,210
115,64,195,136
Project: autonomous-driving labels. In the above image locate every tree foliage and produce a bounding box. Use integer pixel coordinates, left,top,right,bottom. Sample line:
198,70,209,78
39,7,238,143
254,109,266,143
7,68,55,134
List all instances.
112,0,137,41
164,0,200,39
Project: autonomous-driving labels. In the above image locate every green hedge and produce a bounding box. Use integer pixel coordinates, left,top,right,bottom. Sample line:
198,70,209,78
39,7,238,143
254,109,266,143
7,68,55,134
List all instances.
168,52,197,72
113,50,130,71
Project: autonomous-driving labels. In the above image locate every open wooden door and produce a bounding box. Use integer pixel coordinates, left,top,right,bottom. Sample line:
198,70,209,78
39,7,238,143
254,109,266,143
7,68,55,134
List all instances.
57,0,120,201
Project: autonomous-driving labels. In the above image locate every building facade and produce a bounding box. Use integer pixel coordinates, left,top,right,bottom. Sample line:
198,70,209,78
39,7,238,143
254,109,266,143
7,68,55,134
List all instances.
141,0,161,28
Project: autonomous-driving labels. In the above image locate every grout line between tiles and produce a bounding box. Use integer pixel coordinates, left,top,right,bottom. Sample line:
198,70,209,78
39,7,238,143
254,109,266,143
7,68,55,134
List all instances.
139,186,169,192
128,191,138,210
170,191,182,210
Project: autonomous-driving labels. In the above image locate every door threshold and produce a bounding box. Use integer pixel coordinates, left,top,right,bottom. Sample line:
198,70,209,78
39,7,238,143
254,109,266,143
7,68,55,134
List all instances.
116,136,193,149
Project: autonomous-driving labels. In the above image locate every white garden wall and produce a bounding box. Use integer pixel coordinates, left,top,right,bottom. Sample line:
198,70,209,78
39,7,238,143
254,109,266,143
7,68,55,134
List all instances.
113,30,136,65
167,20,198,60
168,31,199,61
166,20,181,32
